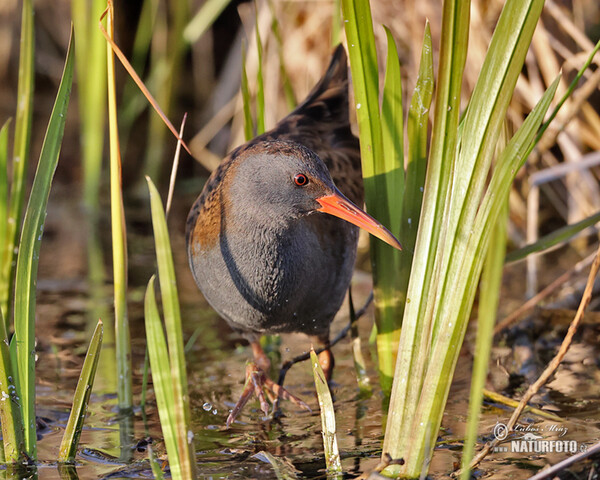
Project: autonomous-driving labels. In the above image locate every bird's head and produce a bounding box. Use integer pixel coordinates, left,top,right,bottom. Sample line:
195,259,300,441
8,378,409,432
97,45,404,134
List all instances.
228,140,402,250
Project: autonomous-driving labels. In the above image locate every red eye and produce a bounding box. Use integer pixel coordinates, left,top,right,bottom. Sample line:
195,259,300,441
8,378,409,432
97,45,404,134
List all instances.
294,173,309,186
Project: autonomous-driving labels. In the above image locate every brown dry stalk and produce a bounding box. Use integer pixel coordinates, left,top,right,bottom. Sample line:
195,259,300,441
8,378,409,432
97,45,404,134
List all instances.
99,1,192,157
494,250,597,334
466,242,600,472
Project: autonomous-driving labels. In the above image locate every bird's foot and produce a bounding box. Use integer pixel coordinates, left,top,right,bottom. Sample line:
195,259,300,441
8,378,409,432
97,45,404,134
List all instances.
226,362,311,427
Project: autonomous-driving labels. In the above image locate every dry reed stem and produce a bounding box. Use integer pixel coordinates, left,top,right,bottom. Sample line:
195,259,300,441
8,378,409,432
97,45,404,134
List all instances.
464,242,600,473
495,250,596,333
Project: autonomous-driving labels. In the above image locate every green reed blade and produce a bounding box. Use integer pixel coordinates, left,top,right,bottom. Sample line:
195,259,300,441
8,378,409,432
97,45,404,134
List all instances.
13,26,75,459
183,0,231,43
118,0,159,156
331,0,342,46
105,2,133,414
396,76,559,478
385,0,469,452
0,120,10,279
58,320,104,463
506,210,600,264
254,4,265,136
259,451,300,480
0,306,24,463
72,0,107,215
460,195,507,480
381,26,404,236
267,0,296,110
0,0,34,324
146,178,196,479
310,349,342,477
384,0,549,474
394,23,433,331
402,22,433,255
241,43,254,142
145,0,189,182
144,276,181,477
342,0,403,394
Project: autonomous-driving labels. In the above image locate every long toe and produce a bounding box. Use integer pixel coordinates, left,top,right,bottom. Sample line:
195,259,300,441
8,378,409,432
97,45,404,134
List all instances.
225,362,311,427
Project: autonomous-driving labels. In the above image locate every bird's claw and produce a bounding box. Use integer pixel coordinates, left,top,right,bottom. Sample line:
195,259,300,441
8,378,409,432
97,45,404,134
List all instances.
226,362,311,428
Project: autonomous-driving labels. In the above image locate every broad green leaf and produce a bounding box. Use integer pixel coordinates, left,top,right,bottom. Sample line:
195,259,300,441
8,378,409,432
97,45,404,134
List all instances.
58,320,103,463
13,26,74,458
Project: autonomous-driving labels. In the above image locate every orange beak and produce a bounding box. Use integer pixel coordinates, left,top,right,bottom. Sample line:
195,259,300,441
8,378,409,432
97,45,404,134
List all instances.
317,187,402,251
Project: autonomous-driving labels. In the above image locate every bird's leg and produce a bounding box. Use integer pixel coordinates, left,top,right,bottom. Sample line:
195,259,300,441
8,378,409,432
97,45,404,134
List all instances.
226,341,311,427
317,346,335,382
251,340,271,372
310,334,334,381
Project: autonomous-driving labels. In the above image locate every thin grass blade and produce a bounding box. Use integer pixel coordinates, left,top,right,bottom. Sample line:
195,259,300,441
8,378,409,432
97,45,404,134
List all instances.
13,26,75,459
241,43,254,141
506,211,600,263
58,320,104,463
310,349,342,477
146,178,196,479
0,0,34,323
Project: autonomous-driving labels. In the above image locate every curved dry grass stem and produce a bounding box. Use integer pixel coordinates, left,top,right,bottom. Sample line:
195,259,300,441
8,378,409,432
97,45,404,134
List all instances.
99,1,192,158
494,250,597,334
462,242,600,474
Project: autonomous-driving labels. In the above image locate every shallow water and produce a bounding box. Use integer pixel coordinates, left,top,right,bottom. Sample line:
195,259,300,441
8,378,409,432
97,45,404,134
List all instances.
6,191,600,479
